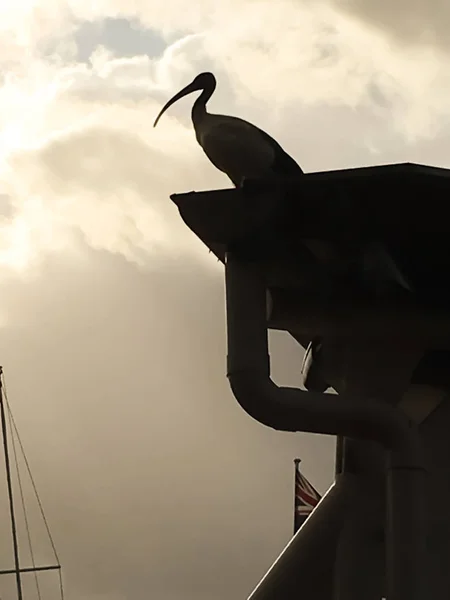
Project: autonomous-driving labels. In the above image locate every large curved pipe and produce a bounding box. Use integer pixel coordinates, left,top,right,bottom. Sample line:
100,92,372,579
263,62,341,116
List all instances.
225,253,422,464
224,252,426,600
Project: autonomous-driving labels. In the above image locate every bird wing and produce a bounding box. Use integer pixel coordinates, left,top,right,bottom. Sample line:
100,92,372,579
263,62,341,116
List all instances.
255,124,304,176
220,115,303,175
198,116,276,181
199,114,303,181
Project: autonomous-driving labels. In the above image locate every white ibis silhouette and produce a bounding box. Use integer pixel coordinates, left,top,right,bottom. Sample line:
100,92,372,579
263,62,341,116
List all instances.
154,72,303,187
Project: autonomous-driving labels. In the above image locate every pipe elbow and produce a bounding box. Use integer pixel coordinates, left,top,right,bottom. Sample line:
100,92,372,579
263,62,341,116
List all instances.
224,252,424,470
227,370,290,431
227,368,424,469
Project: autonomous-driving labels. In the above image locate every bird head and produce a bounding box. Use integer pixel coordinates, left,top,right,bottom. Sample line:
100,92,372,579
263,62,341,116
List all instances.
153,72,216,127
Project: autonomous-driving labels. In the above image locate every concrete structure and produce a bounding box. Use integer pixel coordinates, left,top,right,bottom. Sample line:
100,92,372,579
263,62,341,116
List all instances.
171,163,450,600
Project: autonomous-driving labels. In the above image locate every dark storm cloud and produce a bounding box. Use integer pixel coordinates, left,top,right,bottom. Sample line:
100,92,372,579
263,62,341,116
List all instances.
0,248,334,600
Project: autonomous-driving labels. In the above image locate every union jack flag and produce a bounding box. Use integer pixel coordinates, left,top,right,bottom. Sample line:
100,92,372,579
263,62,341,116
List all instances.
294,459,321,534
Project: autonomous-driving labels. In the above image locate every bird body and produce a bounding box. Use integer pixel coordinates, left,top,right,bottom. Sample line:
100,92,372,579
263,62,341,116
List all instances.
154,72,348,268
194,114,277,186
154,72,303,186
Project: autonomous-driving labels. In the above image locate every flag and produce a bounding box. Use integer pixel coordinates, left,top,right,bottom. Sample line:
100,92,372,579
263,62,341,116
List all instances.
293,458,321,534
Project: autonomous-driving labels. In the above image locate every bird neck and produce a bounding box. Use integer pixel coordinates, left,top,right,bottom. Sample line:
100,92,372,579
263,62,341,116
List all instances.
191,86,213,127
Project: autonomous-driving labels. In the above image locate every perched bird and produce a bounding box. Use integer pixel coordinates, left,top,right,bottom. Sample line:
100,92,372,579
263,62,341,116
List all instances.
153,72,303,187
155,73,415,391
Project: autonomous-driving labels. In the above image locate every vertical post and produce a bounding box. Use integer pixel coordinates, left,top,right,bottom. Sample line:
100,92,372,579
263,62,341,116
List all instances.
385,449,427,600
293,458,300,536
0,367,23,600
335,436,344,476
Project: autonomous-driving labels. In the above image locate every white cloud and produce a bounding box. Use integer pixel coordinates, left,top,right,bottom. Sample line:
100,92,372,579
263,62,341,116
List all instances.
0,42,224,275
0,0,448,277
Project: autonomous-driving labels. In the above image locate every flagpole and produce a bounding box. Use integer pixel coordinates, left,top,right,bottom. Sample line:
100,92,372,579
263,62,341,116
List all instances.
293,458,300,536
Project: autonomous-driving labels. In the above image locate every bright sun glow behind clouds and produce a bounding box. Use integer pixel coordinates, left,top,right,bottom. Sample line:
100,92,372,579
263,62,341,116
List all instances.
0,0,448,274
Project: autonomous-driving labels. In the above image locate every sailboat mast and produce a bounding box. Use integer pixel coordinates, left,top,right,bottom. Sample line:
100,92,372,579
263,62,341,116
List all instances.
0,367,23,600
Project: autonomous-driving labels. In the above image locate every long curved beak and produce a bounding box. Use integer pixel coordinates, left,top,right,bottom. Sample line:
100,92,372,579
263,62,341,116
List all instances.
153,81,200,127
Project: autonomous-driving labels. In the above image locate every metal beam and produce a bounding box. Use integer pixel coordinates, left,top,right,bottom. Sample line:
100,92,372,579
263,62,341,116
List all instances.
248,475,359,600
0,565,60,576
267,288,450,342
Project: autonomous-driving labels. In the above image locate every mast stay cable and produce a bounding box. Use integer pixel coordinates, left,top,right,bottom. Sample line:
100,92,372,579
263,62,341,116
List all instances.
1,371,65,600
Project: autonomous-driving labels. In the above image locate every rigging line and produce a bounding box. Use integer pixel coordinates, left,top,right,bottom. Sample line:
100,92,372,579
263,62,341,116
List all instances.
1,374,65,600
1,374,60,565
57,568,65,600
7,404,41,600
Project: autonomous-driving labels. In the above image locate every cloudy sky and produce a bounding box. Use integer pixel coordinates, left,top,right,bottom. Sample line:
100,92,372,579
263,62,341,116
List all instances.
0,1,447,598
